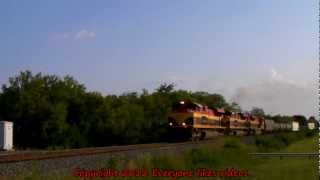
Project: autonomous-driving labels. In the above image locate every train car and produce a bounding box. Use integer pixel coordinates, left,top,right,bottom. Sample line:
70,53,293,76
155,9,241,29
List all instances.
264,119,298,133
307,117,318,130
168,100,265,140
292,121,299,131
227,112,249,135
281,122,292,131
286,122,293,131
168,100,225,140
167,100,313,141
307,122,315,130
249,116,264,135
272,122,288,131
264,119,275,133
273,122,285,131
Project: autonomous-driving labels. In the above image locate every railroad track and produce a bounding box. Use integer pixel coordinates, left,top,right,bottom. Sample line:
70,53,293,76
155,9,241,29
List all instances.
0,139,218,164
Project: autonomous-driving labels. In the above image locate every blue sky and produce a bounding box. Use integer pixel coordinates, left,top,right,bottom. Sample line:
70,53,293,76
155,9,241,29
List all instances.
0,1,317,117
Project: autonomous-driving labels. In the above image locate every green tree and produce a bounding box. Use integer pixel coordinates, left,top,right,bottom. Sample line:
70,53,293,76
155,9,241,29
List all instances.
192,92,228,108
250,107,265,117
225,102,241,113
156,83,175,93
0,70,251,149
293,115,308,127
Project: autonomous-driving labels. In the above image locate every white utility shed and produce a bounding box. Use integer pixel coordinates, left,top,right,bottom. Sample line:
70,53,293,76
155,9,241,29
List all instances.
0,121,13,150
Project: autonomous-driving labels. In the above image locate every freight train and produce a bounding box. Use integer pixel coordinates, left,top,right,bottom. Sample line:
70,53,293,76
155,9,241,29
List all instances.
168,100,298,141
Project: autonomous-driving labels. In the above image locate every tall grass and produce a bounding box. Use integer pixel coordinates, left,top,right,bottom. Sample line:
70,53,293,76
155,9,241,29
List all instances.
255,130,316,151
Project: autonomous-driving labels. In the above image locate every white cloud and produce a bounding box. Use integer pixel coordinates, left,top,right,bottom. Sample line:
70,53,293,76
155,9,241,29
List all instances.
155,68,316,118
53,30,96,40
61,33,69,39
268,67,300,86
53,33,70,40
231,79,317,117
271,68,281,80
74,29,96,40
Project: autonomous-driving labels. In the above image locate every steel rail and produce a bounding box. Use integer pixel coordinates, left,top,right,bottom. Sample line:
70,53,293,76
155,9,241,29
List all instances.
249,153,319,159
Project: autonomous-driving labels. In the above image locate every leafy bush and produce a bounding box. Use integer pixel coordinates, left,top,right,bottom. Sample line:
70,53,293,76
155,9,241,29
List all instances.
255,132,315,151
304,130,316,137
151,156,176,169
255,136,286,150
224,138,243,149
105,157,118,168
278,134,295,146
185,148,221,168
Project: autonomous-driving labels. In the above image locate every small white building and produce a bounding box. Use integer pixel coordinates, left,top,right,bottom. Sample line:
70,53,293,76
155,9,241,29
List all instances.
292,121,299,131
0,121,13,150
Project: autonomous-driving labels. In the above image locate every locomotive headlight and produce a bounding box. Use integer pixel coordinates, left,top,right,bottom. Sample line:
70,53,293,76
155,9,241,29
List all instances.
182,122,186,126
169,122,173,126
180,101,185,104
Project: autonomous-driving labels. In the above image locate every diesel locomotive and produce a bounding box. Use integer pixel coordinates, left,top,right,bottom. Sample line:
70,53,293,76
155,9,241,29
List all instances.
167,100,293,141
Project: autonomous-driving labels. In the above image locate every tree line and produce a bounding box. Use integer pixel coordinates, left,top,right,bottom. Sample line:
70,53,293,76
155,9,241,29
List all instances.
0,71,312,149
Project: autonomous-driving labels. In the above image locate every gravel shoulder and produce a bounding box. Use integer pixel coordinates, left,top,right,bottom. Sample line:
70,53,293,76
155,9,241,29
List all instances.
0,141,210,177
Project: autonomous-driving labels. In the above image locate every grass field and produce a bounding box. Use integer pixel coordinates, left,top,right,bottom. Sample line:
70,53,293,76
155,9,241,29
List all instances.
248,135,318,180
16,131,319,180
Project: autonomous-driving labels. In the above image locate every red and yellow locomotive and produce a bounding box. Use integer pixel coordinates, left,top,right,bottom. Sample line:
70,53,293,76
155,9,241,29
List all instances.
168,100,264,140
